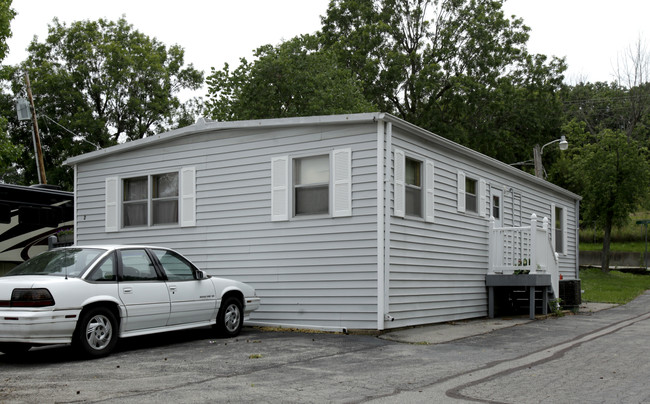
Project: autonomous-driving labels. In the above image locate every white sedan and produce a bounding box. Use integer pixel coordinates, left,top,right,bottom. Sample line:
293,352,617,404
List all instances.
0,245,260,358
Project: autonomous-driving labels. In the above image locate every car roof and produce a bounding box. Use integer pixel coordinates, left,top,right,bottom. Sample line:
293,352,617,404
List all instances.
58,245,174,251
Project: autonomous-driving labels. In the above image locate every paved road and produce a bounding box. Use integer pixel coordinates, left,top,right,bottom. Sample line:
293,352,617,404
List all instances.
1,292,649,403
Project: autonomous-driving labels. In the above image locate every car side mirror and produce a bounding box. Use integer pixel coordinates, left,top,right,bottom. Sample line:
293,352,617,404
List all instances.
195,269,206,280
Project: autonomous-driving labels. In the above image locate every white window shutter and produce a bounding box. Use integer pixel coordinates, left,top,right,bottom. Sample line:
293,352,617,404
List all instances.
105,177,119,232
550,203,556,249
457,170,466,213
332,148,352,217
271,156,289,221
180,167,196,227
394,149,405,217
425,160,435,223
479,179,487,217
562,206,568,254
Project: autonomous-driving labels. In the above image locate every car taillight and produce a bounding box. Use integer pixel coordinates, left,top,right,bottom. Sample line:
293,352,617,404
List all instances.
10,288,55,307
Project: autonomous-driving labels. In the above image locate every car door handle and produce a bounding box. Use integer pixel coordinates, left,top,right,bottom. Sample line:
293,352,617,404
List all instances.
168,285,177,294
122,287,133,294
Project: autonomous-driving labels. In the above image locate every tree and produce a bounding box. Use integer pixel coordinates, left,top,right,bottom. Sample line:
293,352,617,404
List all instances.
0,0,17,180
571,130,650,272
320,0,566,163
205,35,374,121
5,17,203,188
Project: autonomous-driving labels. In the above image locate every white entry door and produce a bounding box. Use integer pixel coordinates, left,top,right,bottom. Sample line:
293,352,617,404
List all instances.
492,188,503,227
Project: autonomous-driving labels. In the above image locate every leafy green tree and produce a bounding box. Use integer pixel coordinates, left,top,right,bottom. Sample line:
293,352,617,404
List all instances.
571,130,650,272
561,81,650,141
5,17,203,189
205,35,374,121
320,0,566,163
0,0,17,180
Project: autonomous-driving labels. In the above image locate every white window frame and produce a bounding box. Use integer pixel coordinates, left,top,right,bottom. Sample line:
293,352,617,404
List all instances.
105,167,195,232
271,149,351,221
551,203,568,255
457,170,486,216
394,149,435,223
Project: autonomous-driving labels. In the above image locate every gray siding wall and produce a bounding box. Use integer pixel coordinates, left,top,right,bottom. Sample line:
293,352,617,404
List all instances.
386,127,578,329
73,115,579,331
74,123,380,330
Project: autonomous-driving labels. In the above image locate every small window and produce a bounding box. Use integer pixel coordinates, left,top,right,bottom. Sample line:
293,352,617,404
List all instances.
294,155,329,216
122,172,179,228
555,206,564,254
405,157,422,217
492,195,500,220
465,177,478,213
152,249,195,281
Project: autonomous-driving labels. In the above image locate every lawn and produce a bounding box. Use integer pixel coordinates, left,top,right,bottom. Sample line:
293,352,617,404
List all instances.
580,268,650,304
580,241,649,253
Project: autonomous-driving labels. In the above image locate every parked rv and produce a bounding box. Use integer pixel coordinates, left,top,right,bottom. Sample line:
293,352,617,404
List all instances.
0,184,73,274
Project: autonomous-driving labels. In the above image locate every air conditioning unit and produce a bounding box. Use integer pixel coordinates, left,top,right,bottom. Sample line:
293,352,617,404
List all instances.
15,98,31,121
559,279,582,309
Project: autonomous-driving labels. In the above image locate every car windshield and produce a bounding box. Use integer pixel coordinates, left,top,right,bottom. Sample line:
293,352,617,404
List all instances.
5,248,107,278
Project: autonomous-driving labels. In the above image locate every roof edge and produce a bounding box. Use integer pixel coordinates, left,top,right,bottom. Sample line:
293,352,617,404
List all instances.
64,113,384,166
381,114,581,201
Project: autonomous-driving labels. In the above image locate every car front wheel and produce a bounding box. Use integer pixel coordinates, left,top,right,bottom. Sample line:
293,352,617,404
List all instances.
74,307,118,358
215,297,243,337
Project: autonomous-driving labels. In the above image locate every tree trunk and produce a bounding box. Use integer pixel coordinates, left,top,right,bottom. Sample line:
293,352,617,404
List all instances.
601,220,612,273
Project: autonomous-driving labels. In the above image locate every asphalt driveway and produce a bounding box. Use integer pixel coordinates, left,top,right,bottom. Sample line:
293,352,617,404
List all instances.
1,292,648,403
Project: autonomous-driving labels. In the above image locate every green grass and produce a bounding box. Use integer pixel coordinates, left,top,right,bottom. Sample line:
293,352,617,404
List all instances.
580,268,650,304
580,210,650,249
580,241,649,253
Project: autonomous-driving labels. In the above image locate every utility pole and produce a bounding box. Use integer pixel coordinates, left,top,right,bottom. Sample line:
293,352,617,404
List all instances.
533,144,543,179
24,72,47,185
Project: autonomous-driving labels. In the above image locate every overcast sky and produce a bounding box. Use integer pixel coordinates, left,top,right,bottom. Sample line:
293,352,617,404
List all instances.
5,0,649,94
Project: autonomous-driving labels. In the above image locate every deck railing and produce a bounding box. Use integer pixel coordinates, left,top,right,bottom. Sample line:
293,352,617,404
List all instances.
488,213,559,299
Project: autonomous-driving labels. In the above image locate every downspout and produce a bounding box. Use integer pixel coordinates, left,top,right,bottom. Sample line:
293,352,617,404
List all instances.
376,120,386,330
575,199,580,279
383,122,392,325
73,164,78,246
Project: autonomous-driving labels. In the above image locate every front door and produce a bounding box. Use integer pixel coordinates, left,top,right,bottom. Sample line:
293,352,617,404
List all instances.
492,188,503,227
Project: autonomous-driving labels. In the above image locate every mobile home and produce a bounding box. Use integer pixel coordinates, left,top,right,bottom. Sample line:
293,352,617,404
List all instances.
65,113,580,331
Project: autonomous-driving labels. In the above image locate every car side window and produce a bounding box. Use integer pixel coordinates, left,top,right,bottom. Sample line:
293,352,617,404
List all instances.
86,254,116,282
120,249,159,281
152,249,195,281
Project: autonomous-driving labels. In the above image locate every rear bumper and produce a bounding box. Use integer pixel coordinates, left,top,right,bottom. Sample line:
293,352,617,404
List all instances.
0,309,80,344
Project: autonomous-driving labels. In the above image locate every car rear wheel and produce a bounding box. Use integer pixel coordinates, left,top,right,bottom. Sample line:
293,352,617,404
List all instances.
0,342,32,356
215,296,243,337
74,307,118,358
